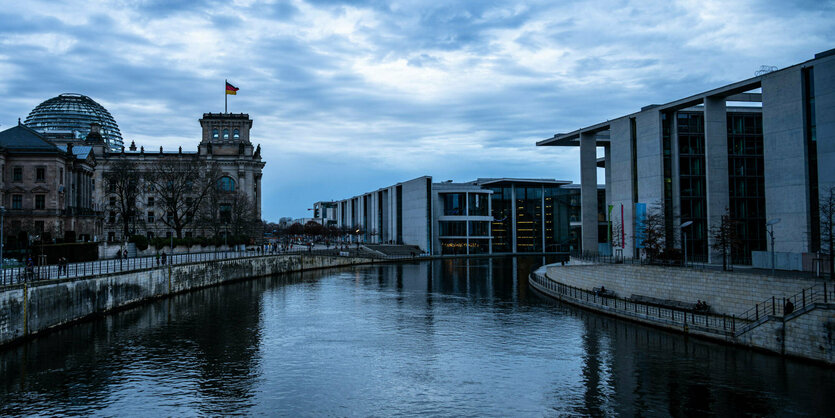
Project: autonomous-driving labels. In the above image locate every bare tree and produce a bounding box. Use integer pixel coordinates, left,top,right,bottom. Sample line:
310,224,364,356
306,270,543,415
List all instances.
103,158,140,239
636,204,666,262
146,157,221,238
228,192,259,239
820,186,835,279
710,208,742,271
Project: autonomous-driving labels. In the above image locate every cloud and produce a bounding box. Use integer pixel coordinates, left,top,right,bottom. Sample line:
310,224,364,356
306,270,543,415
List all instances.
0,0,833,220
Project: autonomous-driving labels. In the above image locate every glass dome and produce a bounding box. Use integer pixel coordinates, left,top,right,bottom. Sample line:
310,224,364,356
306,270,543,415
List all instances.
25,93,123,151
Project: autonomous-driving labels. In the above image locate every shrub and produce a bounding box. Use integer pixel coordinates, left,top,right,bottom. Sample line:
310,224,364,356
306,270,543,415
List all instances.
129,235,149,251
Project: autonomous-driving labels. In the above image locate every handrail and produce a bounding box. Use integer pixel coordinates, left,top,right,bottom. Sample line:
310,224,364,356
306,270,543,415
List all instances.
0,246,422,291
734,281,834,336
528,270,740,337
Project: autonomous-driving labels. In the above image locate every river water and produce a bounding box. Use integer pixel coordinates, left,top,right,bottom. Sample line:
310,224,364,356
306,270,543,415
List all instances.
1,257,833,416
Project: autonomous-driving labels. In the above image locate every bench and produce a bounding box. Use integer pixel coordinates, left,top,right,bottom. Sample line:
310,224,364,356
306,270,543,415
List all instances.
592,287,617,298
629,294,711,313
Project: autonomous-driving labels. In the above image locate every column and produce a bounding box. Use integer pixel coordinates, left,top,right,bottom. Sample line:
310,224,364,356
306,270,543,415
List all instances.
580,131,599,253
511,185,517,253
609,118,635,257
704,96,730,264
604,145,612,255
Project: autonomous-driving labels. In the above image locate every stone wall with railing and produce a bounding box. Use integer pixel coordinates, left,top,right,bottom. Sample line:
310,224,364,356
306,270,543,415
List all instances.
548,259,823,316
0,253,373,347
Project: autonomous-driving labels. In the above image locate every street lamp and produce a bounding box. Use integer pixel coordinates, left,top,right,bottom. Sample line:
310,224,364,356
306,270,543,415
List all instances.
766,218,781,275
680,221,693,267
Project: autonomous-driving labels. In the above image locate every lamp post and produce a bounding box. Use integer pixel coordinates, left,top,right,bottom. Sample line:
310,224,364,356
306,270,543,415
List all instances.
680,221,693,268
766,218,781,275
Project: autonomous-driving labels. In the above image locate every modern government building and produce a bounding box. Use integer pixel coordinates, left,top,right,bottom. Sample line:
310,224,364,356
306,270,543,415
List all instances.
314,177,607,256
538,48,834,271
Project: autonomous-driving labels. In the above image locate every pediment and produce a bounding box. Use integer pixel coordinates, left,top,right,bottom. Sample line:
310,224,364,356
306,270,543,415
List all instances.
30,185,50,193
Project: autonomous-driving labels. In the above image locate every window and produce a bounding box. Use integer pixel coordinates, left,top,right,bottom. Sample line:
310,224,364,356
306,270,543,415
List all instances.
442,193,465,216
109,211,116,223
439,221,467,236
220,204,232,222
35,195,45,209
185,231,193,238
233,129,240,139
36,167,45,182
166,231,172,238
148,211,155,223
108,232,115,242
468,193,489,216
212,128,219,139
60,168,64,184
147,231,154,239
12,194,22,209
217,176,236,192
166,211,173,223
13,167,22,182
469,221,490,236
109,196,116,207
223,129,229,139
147,196,154,207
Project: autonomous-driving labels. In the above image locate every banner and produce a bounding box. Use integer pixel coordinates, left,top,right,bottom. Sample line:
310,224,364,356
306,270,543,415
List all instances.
635,203,647,249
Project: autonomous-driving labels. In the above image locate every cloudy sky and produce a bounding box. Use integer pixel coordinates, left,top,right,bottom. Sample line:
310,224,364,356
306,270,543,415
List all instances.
0,0,833,220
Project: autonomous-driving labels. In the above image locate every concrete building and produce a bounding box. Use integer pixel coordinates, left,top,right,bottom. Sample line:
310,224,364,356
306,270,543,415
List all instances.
538,49,835,270
321,176,603,255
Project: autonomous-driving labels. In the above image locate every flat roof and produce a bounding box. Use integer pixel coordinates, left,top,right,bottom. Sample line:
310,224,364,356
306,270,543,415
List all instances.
537,49,831,147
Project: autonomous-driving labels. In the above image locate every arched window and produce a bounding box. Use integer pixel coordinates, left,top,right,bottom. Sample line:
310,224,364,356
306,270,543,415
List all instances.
233,129,240,139
223,129,229,139
212,128,218,139
217,176,236,192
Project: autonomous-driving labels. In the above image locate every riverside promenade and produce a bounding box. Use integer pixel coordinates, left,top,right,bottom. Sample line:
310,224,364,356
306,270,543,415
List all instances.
530,259,835,365
0,250,377,347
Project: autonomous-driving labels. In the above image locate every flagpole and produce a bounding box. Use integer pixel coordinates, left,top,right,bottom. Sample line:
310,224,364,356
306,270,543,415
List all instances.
225,79,228,113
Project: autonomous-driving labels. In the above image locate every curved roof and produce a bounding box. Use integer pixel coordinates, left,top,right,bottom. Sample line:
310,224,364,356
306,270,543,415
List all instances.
25,93,123,151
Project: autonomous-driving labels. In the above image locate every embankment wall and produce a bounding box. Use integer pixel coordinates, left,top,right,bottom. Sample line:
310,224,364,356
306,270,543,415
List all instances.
0,254,371,347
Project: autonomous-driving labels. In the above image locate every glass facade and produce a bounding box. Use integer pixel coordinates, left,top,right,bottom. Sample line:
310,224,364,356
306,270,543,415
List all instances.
25,93,124,151
468,193,489,216
442,193,465,216
490,187,512,252
678,111,708,261
727,112,766,264
439,221,467,236
515,186,543,252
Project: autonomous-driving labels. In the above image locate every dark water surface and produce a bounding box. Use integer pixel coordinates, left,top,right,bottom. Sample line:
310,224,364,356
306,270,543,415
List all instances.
1,257,833,416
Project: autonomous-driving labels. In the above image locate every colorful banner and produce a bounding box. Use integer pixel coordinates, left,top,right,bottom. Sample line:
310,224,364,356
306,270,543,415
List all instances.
635,202,647,249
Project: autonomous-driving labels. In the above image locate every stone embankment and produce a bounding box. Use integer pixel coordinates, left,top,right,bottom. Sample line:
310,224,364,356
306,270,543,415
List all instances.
530,259,835,365
0,254,373,347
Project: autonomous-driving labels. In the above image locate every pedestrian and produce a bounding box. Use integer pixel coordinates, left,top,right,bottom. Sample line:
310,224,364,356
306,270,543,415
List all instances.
155,252,160,266
161,251,167,265
123,248,128,260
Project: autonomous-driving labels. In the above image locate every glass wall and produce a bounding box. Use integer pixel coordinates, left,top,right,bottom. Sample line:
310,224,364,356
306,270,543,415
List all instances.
728,112,766,264
678,111,708,261
490,187,512,252
442,193,465,216
544,187,572,252
468,221,490,237
516,186,543,252
468,193,489,216
439,221,467,237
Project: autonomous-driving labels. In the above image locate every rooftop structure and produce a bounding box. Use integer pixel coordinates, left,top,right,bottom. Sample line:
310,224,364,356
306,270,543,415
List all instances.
25,93,124,151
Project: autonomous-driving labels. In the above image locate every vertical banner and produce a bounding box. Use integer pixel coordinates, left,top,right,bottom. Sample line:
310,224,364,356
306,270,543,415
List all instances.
635,202,647,249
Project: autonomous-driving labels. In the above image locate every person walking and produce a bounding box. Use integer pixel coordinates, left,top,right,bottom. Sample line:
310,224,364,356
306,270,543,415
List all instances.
161,251,167,265
155,252,160,266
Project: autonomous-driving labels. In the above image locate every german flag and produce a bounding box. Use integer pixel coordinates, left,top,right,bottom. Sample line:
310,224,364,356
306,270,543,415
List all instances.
225,81,239,95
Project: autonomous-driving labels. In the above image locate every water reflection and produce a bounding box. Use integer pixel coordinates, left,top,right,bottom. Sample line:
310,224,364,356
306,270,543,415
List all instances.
1,257,833,416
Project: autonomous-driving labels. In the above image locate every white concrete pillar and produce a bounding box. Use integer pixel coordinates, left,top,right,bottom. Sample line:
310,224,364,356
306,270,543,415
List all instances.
704,96,730,264
580,131,599,253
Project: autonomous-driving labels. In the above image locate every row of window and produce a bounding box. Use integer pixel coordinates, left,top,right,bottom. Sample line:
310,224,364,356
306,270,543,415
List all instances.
441,193,489,216
108,205,234,224
9,194,47,209
2,166,64,183
211,128,240,140
438,221,491,237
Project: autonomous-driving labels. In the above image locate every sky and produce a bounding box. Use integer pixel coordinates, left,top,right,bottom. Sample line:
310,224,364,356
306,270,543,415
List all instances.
0,0,833,221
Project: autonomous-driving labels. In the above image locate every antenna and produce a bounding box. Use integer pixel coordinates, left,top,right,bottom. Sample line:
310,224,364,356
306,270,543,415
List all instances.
755,65,778,76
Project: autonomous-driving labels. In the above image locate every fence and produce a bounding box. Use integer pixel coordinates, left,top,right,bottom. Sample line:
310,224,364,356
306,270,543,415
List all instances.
0,244,426,291
734,281,835,334
529,270,742,337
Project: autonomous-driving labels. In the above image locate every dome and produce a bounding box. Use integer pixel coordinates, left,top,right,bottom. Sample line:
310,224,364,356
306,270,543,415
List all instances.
25,93,123,151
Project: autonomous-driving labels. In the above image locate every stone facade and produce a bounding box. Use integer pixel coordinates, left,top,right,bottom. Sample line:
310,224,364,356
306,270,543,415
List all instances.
0,124,100,244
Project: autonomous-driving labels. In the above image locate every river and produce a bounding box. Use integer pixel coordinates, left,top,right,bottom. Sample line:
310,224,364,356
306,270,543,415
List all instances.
1,256,833,416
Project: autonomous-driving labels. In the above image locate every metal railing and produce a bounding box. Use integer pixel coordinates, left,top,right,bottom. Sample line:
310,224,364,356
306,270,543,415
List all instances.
529,270,743,337
734,281,835,335
0,245,425,291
